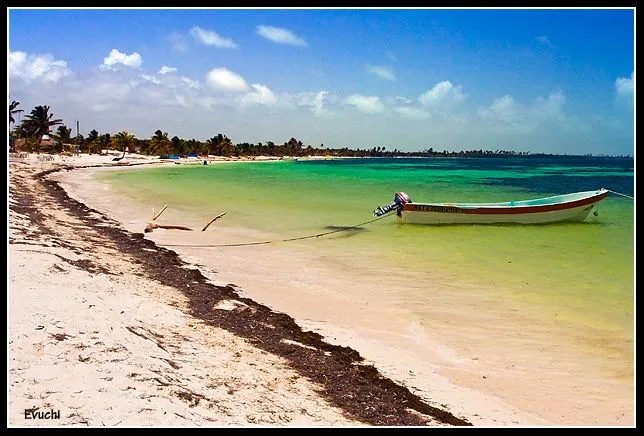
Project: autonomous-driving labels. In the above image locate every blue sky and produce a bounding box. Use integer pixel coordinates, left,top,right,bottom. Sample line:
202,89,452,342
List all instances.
8,8,635,156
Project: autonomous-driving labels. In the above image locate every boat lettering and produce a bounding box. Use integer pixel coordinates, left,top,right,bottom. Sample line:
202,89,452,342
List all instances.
412,205,462,213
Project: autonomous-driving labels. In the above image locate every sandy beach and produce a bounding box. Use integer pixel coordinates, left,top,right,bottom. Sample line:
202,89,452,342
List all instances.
8,154,468,427
8,153,634,427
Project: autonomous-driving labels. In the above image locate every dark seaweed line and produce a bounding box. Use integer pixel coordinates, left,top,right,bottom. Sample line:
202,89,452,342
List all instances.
15,165,472,427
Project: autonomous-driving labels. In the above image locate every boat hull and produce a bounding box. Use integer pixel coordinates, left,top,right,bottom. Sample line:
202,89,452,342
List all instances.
398,190,608,225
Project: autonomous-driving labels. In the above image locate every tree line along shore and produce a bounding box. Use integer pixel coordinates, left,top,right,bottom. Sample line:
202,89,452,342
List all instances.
9,102,631,159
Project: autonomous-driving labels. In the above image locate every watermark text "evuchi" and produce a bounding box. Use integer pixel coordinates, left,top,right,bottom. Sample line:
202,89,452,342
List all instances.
24,408,61,420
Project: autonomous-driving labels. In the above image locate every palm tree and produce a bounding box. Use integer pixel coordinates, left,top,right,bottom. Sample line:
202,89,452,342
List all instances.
111,131,136,159
86,129,99,154
20,105,63,152
149,130,172,156
9,100,23,126
97,133,111,155
53,125,72,144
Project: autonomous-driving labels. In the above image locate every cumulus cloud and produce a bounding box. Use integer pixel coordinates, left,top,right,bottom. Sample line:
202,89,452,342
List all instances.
190,26,237,48
181,77,200,89
344,94,384,113
310,91,330,116
535,90,566,120
292,91,331,116
419,81,466,108
141,74,161,85
615,71,634,95
256,25,307,46
158,66,177,75
366,64,396,81
8,50,72,83
62,72,139,113
477,90,569,136
206,67,248,92
101,48,142,70
11,46,624,155
478,95,520,123
238,84,278,107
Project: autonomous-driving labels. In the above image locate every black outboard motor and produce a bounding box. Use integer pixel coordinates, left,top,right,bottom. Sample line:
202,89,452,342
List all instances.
373,192,412,217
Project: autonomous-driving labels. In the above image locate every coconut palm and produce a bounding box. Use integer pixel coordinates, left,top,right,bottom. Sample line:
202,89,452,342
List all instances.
149,130,172,156
207,133,234,156
111,131,136,159
53,125,72,144
20,105,63,151
87,129,99,143
93,133,111,155
9,100,23,126
86,129,99,154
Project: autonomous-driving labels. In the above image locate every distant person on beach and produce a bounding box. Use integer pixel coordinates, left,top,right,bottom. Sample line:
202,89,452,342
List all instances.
203,160,208,165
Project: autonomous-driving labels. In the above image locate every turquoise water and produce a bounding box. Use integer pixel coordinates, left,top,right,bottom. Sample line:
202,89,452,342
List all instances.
99,156,634,369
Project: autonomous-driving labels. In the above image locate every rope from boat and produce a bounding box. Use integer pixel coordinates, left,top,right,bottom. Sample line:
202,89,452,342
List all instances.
157,214,391,248
606,189,634,200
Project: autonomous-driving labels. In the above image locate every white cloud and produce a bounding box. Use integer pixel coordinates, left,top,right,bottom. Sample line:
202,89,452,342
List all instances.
141,74,161,85
256,25,307,46
181,77,200,89
344,94,384,113
535,90,566,120
238,84,278,107
366,64,396,81
158,66,177,75
9,50,72,84
190,26,237,49
478,95,520,123
292,91,331,116
195,96,218,111
419,81,466,108
310,91,330,116
476,90,569,136
395,106,431,120
206,67,248,92
8,48,631,156
169,32,188,53
70,79,135,111
101,49,142,70
615,71,634,95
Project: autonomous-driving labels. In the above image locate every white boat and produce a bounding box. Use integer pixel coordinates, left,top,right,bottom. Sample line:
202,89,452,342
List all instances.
373,189,609,225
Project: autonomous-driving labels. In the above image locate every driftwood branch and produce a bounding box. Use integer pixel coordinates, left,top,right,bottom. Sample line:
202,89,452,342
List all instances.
144,206,226,233
144,223,193,233
201,212,227,231
152,205,168,221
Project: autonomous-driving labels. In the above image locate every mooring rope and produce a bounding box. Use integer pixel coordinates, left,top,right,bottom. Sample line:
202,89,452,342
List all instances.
606,189,634,200
157,214,391,248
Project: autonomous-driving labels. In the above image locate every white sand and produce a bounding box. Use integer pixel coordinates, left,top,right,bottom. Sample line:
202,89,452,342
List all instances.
8,156,361,427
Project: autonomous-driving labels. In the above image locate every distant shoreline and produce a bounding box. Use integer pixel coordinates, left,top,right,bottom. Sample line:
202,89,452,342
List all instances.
9,150,634,164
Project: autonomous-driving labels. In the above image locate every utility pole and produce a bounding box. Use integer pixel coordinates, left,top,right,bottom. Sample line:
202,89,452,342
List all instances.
76,120,80,155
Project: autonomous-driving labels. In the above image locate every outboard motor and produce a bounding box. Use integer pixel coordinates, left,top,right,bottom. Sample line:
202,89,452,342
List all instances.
373,192,412,217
